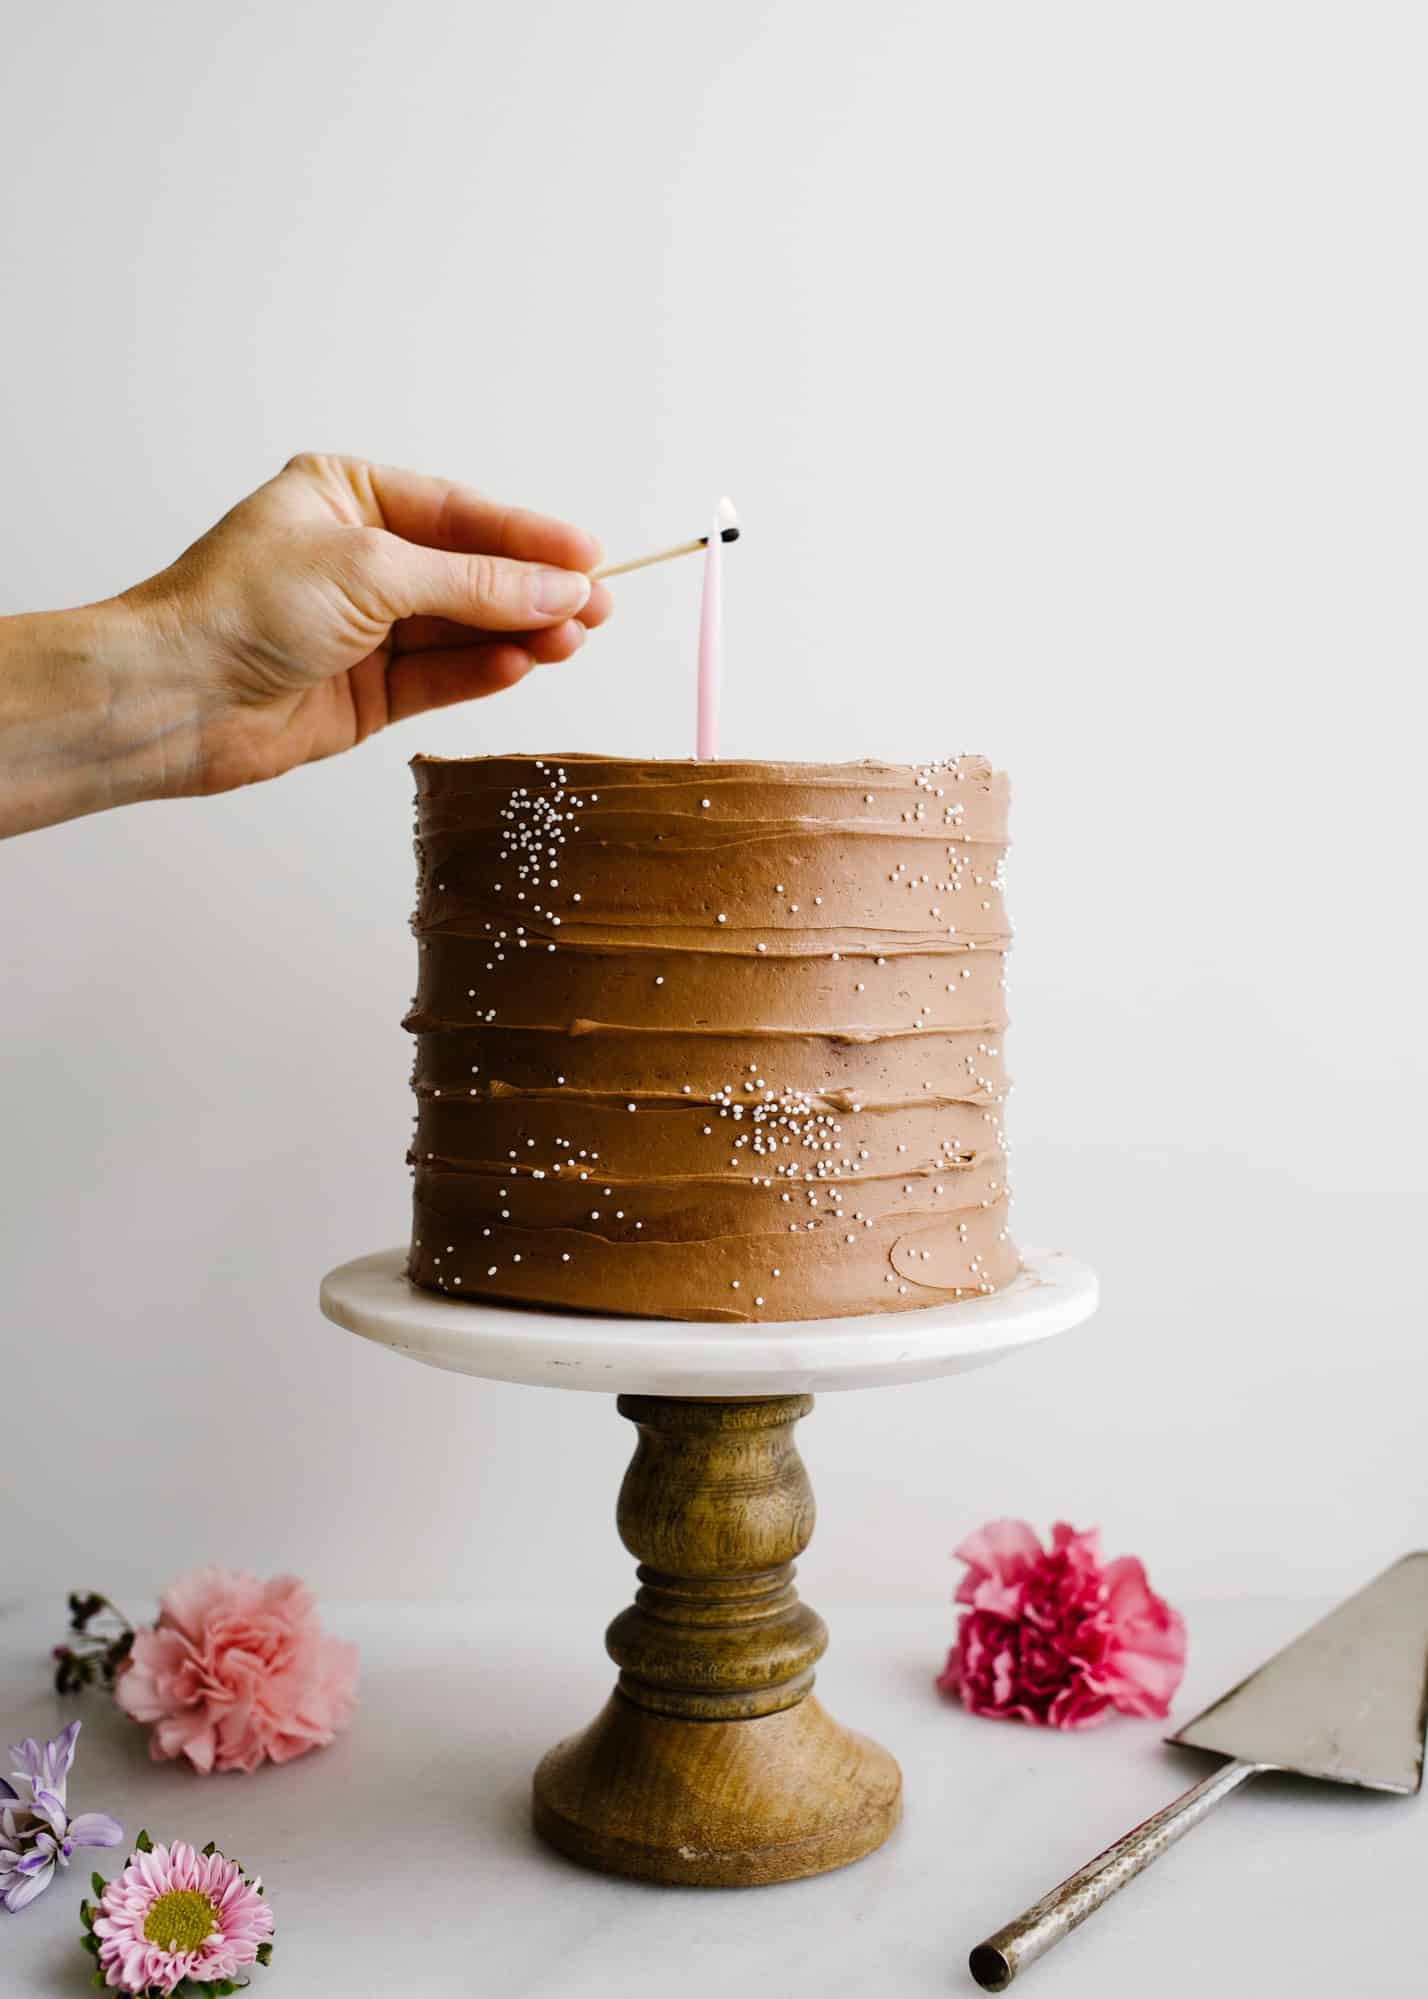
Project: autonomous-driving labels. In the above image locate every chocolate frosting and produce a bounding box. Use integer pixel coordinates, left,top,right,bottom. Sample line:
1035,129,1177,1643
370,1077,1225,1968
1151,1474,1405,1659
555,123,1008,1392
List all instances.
405,754,1017,1322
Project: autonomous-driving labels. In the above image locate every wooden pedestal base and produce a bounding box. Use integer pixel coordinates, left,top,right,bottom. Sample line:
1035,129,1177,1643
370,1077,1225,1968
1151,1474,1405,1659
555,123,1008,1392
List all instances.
532,1395,902,1887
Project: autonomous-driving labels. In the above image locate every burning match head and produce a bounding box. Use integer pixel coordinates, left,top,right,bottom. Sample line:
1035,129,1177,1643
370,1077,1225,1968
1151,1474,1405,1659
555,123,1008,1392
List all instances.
707,496,740,546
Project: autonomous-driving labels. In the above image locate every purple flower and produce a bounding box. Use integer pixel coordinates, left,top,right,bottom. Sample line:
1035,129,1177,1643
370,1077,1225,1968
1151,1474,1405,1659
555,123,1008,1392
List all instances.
0,1721,122,1913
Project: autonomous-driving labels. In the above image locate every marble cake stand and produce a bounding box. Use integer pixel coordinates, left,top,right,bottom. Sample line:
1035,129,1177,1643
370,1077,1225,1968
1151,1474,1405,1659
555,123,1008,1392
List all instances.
320,1247,1097,1888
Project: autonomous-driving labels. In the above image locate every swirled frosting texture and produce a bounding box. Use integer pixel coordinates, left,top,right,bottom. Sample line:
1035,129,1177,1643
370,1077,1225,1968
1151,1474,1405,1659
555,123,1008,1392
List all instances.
406,754,1016,1322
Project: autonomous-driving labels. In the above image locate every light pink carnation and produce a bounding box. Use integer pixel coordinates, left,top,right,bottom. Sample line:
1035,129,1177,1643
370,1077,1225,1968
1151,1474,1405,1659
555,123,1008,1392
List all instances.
91,1840,272,1995
937,1519,1187,1730
115,1569,358,1774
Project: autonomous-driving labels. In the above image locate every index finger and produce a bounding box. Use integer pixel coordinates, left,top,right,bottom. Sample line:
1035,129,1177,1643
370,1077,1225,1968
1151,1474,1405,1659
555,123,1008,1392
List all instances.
362,461,603,572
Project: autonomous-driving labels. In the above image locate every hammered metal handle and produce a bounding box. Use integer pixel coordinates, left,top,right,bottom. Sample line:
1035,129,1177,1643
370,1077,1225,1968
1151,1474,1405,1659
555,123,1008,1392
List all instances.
968,1759,1260,1989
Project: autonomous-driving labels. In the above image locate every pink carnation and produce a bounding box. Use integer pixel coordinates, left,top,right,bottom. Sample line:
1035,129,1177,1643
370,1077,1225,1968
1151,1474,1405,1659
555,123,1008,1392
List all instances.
114,1569,358,1774
937,1519,1186,1730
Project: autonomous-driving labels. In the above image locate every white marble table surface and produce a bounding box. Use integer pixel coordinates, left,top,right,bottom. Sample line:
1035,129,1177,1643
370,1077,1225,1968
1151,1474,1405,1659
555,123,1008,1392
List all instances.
2,1596,1423,1997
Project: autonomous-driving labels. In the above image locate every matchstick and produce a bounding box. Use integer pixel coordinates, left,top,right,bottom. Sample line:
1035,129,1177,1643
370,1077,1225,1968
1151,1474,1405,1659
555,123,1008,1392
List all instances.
593,499,739,581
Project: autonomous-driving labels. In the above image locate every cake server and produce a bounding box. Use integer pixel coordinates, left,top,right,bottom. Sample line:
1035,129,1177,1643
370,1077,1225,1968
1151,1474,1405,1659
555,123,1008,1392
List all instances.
968,1552,1428,1990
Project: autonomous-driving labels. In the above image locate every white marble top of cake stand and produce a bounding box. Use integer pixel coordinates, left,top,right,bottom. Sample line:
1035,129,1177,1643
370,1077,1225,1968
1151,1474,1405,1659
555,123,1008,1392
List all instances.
319,1246,1096,1397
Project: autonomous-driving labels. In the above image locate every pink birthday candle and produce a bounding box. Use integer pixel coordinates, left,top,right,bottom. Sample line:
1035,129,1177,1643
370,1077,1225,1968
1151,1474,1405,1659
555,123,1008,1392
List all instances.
696,497,736,758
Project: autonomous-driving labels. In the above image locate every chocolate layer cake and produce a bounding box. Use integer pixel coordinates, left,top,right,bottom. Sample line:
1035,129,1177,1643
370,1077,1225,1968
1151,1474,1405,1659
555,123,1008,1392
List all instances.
405,755,1016,1322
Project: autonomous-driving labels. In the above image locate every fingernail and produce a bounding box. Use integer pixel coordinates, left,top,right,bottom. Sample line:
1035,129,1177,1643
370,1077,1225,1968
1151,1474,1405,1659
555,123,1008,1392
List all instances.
533,568,592,617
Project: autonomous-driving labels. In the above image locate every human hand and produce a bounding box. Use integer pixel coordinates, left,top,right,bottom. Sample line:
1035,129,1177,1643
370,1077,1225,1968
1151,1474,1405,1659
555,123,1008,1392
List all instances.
124,453,612,796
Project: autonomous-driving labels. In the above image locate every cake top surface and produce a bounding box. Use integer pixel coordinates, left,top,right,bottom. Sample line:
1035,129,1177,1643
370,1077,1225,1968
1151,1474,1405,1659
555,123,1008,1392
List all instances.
412,752,1004,782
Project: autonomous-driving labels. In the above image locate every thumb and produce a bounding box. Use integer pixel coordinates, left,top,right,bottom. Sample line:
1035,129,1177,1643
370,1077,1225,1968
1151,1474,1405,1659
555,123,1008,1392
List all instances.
362,528,592,631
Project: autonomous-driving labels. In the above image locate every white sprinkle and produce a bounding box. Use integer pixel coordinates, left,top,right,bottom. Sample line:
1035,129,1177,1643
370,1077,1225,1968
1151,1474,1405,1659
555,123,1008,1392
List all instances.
701,798,711,808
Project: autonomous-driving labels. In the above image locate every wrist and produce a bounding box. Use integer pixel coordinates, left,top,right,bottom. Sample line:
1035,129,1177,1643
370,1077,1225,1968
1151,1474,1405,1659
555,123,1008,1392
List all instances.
0,596,205,837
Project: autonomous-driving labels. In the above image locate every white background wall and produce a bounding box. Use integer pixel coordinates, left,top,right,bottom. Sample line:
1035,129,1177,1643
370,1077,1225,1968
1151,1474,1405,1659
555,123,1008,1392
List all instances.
3,2,1425,1626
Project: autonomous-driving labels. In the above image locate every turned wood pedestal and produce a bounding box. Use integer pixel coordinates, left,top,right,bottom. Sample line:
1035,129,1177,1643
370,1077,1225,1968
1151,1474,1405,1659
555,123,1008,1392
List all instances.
533,1394,900,1885
321,1248,1097,1889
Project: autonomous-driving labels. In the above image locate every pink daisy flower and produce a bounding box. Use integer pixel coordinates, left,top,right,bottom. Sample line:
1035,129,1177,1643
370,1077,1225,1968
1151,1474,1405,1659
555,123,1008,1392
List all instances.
86,1836,273,1996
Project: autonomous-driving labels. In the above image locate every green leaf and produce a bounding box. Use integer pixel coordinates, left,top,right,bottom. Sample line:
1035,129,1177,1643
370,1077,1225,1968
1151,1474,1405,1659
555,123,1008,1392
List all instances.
256,1942,273,1965
81,1899,94,1928
91,1871,107,1898
135,1828,153,1853
91,1973,106,1990
80,1932,100,1956
201,1841,217,1857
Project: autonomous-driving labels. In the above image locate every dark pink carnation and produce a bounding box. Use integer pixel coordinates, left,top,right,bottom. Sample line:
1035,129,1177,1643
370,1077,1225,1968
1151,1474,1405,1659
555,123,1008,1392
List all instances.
937,1520,1186,1730
115,1569,358,1774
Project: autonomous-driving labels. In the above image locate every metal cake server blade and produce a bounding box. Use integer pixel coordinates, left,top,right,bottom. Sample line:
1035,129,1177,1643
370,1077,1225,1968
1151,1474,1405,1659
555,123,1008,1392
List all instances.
968,1553,1428,1990
1168,1550,1428,1791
